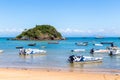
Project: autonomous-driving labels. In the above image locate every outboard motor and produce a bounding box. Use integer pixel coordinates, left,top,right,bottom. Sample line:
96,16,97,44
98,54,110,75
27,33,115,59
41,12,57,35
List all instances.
109,50,113,56
68,55,75,63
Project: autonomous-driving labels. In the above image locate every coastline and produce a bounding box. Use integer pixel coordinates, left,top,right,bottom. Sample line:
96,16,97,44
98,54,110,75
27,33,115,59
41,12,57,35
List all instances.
0,68,120,80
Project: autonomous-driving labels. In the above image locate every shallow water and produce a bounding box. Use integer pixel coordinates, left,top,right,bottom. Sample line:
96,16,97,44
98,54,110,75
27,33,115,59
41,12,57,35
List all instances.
0,37,120,71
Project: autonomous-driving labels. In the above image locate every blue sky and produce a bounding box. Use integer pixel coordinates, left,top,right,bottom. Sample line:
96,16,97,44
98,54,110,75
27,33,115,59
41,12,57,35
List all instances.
0,0,120,37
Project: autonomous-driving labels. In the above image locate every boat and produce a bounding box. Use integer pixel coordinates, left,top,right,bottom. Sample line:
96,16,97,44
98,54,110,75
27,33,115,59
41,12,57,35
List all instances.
68,55,102,63
75,42,88,46
16,46,23,49
19,48,46,55
93,44,103,46
109,49,120,56
94,49,109,53
28,43,36,46
101,42,113,44
48,41,59,44
90,48,109,54
41,45,46,48
95,36,104,39
0,50,3,53
71,49,85,53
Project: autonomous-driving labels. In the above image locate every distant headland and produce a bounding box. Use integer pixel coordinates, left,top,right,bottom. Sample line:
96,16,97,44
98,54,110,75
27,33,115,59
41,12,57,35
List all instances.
15,25,64,40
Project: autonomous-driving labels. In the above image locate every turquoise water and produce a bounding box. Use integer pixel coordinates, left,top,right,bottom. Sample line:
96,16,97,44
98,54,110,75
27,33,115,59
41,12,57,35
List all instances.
0,37,120,71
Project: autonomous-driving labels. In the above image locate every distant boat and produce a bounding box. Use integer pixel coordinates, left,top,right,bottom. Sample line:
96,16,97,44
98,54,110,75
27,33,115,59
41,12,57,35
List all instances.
93,43,103,46
101,42,113,44
16,46,23,49
71,49,85,53
48,41,59,44
75,42,88,46
95,36,104,39
68,55,102,63
41,45,46,48
28,43,36,46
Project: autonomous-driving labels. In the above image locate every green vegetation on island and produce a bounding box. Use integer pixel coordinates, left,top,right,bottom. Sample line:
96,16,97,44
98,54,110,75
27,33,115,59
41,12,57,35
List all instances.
16,25,63,40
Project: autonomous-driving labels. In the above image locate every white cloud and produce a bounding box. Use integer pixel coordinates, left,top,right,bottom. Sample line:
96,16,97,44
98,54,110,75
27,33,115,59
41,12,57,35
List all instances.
0,28,24,37
58,28,120,37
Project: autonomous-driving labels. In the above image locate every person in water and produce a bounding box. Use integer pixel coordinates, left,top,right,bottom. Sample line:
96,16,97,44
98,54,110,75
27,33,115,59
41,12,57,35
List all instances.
90,48,94,54
69,55,75,63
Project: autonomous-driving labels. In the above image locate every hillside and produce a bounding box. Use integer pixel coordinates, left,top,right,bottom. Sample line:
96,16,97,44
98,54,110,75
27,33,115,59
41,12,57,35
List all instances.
16,25,63,40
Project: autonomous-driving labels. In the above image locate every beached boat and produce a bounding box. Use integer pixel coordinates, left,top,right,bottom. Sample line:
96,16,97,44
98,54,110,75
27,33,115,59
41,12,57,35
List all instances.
68,55,102,63
28,43,36,46
19,48,46,55
71,49,85,53
75,42,88,46
0,50,3,53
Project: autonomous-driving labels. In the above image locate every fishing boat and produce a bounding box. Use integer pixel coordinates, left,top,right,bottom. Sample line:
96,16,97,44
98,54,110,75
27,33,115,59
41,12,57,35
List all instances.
71,49,85,53
19,48,46,55
68,55,102,63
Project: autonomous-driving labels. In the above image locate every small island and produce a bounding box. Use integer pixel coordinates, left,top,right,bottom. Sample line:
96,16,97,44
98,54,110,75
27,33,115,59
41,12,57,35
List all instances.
16,25,63,40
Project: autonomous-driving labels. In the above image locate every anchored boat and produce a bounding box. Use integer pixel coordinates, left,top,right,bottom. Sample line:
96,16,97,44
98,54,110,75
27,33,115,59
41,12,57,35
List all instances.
68,55,102,63
19,48,46,55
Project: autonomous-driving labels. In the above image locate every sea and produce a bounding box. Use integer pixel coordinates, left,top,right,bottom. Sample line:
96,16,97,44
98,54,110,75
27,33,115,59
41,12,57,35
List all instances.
0,37,120,72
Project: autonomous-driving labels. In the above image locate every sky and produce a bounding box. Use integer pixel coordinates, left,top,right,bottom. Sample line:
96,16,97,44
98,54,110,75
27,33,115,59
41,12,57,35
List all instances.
0,0,120,37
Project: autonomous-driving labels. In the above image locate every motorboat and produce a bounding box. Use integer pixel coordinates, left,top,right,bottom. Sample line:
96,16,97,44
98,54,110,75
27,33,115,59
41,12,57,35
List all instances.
93,44,103,46
71,49,85,53
75,42,88,46
19,48,46,55
48,41,59,44
0,50,3,53
101,42,113,44
90,48,110,54
68,55,102,63
28,43,36,46
94,49,110,53
109,49,120,56
16,46,23,49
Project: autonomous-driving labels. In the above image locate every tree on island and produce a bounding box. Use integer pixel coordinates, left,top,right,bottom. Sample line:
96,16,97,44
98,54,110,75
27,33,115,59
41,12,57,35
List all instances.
16,25,63,40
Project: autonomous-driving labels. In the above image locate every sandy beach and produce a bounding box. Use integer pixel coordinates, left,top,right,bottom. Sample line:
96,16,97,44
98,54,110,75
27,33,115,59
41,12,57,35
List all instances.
0,68,119,80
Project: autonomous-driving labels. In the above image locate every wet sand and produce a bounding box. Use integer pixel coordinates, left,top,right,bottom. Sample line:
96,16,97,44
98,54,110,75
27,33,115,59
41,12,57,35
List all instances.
0,68,120,80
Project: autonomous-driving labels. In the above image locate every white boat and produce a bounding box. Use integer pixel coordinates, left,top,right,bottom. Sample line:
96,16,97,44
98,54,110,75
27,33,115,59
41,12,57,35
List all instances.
109,49,120,56
94,49,110,53
68,55,102,63
75,42,88,46
71,49,85,53
0,50,3,53
93,44,103,46
19,48,46,55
